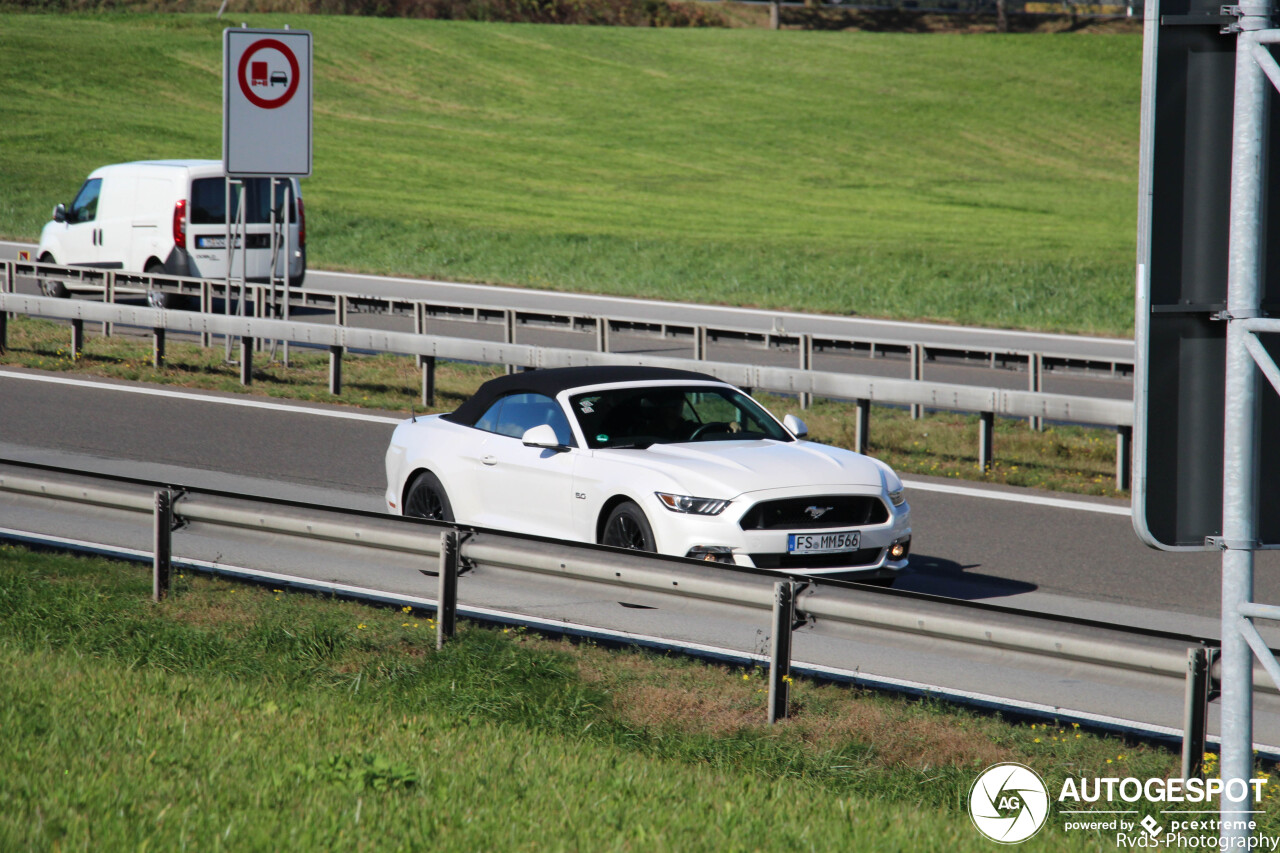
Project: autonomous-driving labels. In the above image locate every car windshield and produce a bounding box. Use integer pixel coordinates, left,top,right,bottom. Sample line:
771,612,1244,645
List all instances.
569,385,793,449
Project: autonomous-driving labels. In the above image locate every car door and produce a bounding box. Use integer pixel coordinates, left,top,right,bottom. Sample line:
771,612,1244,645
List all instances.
55,177,103,266
471,393,578,539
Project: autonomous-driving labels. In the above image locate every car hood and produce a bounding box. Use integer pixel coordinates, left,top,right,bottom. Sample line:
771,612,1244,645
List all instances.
599,439,892,498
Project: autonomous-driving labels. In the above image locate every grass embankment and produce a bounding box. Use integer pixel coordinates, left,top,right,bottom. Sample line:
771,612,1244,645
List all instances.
0,13,1141,335
0,545,1239,850
0,315,1126,496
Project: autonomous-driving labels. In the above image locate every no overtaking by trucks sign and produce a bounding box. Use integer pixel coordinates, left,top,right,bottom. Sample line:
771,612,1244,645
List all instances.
223,28,312,178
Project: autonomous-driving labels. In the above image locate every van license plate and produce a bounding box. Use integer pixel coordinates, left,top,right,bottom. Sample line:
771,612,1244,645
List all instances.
788,530,860,555
195,236,240,249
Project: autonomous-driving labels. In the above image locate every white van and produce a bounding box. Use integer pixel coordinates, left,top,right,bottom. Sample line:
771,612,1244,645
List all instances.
37,160,305,308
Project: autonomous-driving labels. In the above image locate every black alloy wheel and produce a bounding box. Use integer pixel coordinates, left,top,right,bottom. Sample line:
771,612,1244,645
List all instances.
404,471,454,522
601,501,656,551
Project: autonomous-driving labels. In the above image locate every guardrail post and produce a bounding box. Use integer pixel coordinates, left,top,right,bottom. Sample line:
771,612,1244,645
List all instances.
339,294,350,329
254,287,265,352
855,399,870,454
437,530,459,649
596,318,610,353
910,344,924,420
103,271,114,337
422,355,436,407
1116,425,1133,491
153,490,173,602
412,302,429,378
1,262,10,352
200,281,212,347
978,411,994,471
505,310,516,375
328,345,343,395
240,338,254,386
694,326,707,361
768,581,797,724
71,318,84,361
1182,647,1214,780
1029,353,1044,431
153,328,166,369
799,334,813,410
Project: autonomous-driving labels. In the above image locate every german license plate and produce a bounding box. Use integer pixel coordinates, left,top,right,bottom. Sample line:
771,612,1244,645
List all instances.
788,530,860,555
195,236,240,249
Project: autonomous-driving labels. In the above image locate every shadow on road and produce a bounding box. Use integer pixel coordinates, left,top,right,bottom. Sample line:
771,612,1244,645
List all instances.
890,553,1038,601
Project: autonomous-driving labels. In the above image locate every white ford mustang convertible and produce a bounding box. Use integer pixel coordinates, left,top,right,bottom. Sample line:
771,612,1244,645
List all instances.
384,366,911,581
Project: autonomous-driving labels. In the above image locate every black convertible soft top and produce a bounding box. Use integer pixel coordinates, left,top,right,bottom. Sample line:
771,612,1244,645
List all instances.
442,365,721,427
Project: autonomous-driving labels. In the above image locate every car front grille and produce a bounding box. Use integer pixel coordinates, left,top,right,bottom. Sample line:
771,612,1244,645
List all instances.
737,495,889,530
748,548,884,570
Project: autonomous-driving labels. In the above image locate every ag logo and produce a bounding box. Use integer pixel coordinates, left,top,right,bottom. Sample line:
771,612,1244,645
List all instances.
969,763,1050,844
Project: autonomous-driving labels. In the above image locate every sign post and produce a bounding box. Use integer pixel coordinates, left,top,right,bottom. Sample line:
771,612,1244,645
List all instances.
222,27,311,365
1136,0,1280,845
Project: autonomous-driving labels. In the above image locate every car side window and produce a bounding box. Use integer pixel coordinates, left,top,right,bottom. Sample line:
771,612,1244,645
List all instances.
473,393,574,446
69,179,102,224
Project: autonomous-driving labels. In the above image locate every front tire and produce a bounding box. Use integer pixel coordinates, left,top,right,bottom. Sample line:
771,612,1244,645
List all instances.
601,501,656,552
37,254,69,298
403,471,454,522
145,261,188,309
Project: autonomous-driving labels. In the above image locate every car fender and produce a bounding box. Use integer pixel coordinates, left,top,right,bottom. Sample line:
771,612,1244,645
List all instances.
577,453,706,551
390,416,488,523
37,222,65,264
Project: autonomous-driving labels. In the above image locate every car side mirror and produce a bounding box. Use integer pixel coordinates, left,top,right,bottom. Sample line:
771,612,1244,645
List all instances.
521,424,567,450
53,203,67,224
783,414,808,439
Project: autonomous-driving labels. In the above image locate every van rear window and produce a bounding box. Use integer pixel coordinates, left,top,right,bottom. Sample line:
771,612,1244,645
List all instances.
190,178,298,225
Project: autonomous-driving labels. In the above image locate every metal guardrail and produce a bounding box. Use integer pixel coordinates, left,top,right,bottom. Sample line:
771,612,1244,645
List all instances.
2,457,1260,766
4,258,1136,373
0,261,1136,488
0,462,1219,684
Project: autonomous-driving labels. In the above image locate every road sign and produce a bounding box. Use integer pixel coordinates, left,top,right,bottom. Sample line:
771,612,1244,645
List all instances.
223,28,311,178
1133,0,1280,550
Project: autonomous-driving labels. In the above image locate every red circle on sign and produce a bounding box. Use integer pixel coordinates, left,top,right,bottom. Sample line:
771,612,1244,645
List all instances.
237,39,300,110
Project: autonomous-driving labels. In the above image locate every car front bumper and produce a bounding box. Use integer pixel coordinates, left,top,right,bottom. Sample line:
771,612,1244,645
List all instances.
645,486,912,579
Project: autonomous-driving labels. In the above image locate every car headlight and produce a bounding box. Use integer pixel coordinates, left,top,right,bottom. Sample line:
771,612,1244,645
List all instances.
655,492,729,515
888,488,906,507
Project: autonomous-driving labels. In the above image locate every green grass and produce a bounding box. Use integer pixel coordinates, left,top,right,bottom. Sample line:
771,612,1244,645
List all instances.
0,13,1141,335
1,544,1255,850
0,315,1128,496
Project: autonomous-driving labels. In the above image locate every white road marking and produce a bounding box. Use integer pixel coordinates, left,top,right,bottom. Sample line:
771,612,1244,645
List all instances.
902,478,1131,516
0,368,1133,515
0,368,404,425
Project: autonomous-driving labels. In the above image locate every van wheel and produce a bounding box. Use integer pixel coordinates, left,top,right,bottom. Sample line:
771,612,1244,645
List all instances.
37,254,69,298
144,262,186,309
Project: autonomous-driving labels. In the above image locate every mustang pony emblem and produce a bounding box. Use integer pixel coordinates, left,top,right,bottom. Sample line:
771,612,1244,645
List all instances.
805,505,834,520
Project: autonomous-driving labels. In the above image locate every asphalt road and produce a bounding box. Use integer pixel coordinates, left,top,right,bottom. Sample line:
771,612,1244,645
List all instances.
1,367,1271,640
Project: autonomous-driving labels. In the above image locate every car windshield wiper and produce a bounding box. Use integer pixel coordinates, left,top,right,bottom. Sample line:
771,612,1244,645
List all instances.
601,440,655,450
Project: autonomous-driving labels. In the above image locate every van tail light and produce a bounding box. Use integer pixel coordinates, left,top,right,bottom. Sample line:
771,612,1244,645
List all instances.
296,196,306,247
173,199,187,250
